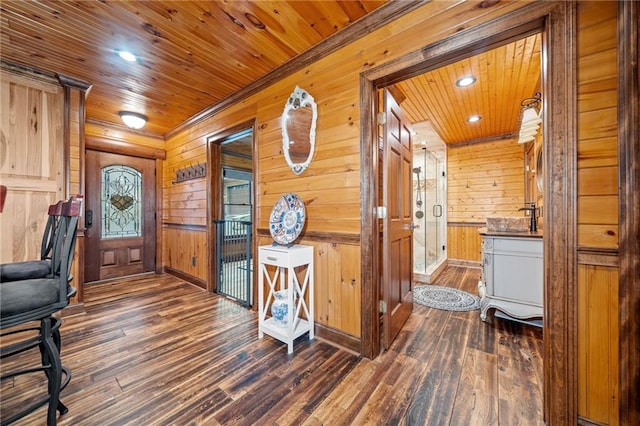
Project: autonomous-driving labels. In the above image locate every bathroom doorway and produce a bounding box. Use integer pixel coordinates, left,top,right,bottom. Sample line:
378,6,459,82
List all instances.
360,2,576,422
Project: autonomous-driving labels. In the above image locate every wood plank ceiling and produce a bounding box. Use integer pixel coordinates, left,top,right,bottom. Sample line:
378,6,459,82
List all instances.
398,33,542,147
0,0,388,137
1,1,541,146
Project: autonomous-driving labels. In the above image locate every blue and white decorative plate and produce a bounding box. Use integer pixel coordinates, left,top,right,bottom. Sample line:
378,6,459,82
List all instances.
269,193,306,245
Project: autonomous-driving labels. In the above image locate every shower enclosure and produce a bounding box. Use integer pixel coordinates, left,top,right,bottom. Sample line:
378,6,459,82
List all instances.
413,147,446,280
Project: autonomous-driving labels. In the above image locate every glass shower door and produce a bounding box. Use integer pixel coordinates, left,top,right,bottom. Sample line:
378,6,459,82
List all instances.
413,148,446,277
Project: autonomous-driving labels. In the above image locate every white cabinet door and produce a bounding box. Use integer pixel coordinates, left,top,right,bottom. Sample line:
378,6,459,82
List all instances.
492,252,543,305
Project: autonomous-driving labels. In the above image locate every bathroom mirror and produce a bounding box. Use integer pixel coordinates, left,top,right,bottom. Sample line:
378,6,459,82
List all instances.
281,86,317,175
536,148,543,191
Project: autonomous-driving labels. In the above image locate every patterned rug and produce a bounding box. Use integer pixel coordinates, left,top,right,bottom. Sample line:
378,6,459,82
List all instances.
413,285,480,312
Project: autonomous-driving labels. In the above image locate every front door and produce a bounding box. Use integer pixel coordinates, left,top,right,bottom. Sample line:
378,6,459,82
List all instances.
381,89,414,349
84,150,156,282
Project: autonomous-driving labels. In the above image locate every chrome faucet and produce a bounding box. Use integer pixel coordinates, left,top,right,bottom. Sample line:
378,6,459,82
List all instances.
518,202,538,232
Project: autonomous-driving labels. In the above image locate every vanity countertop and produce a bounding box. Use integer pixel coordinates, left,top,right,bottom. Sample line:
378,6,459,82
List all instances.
478,227,543,238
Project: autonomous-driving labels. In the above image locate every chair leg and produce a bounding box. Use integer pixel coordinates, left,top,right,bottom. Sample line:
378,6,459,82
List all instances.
52,319,69,416
40,317,65,425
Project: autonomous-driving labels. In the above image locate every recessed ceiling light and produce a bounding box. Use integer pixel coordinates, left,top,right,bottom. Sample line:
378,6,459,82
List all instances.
467,115,481,123
456,76,476,87
118,50,137,62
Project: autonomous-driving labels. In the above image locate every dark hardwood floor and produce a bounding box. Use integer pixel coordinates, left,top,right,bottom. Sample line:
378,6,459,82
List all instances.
1,265,543,425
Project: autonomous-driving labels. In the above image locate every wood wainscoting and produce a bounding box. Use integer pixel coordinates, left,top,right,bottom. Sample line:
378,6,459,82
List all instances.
447,222,483,265
163,223,208,288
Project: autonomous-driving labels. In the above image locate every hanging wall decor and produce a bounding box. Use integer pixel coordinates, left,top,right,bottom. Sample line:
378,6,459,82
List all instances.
281,86,317,175
269,193,306,246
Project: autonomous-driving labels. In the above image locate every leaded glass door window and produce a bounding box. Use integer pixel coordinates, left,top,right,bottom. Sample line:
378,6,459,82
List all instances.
101,165,142,239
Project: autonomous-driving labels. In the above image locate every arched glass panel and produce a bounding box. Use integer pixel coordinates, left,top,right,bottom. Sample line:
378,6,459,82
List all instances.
101,165,142,239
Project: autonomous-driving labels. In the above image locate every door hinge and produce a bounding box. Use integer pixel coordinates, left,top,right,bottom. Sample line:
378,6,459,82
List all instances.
379,300,387,314
376,112,387,125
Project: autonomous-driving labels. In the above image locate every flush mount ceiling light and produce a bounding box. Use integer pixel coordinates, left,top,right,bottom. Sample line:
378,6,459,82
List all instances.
467,115,481,123
119,111,147,129
117,50,137,62
456,76,477,87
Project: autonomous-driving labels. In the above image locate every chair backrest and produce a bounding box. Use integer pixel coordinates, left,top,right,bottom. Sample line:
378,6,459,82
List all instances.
40,200,64,260
50,195,83,305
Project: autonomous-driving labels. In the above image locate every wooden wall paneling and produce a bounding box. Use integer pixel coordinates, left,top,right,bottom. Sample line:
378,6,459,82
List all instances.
576,2,621,423
578,137,618,168
163,179,208,226
447,138,526,224
575,2,619,251
163,225,208,285
313,241,361,337
447,223,483,263
577,263,619,425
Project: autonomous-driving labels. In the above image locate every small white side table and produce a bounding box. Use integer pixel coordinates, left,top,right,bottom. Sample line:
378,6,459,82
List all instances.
258,244,314,354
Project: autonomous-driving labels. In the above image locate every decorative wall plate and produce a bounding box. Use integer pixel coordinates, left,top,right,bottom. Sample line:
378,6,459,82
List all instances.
269,193,306,245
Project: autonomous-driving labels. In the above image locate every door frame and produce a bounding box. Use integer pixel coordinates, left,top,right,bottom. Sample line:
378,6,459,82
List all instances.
84,137,165,284
618,2,639,424
360,2,575,424
206,119,257,298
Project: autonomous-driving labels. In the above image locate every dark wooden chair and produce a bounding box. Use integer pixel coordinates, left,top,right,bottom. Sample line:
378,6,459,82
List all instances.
0,196,82,426
0,200,65,282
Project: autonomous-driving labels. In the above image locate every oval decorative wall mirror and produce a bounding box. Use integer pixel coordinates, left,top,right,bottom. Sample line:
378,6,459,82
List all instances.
281,86,317,175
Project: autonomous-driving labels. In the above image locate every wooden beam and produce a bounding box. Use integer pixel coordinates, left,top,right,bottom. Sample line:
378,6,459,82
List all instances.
86,135,166,160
